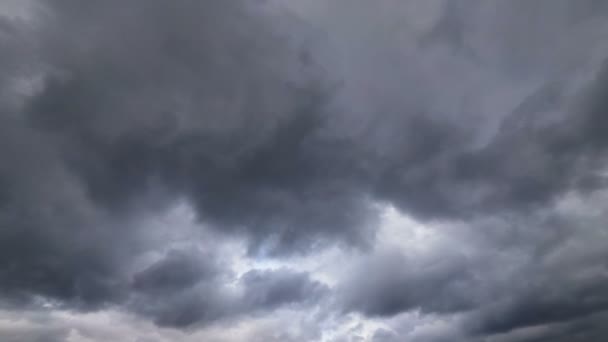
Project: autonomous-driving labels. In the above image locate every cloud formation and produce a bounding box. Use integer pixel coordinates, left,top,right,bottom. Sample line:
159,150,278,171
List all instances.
2,0,608,341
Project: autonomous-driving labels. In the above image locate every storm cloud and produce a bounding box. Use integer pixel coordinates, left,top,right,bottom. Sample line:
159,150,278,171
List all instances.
2,0,608,341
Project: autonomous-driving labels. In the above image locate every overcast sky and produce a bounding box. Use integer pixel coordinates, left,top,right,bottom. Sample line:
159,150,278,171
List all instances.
1,0,608,341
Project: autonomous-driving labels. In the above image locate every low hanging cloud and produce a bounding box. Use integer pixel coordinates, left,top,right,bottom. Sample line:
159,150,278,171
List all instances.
2,0,608,341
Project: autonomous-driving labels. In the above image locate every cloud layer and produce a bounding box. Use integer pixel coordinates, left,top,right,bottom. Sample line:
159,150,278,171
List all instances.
2,0,608,341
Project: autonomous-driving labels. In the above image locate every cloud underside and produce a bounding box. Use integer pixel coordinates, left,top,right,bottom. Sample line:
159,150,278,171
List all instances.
1,0,608,341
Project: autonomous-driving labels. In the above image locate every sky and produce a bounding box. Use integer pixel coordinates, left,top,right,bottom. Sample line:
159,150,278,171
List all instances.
1,0,608,341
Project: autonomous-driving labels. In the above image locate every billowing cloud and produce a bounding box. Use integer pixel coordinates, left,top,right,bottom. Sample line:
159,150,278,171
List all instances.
2,0,608,341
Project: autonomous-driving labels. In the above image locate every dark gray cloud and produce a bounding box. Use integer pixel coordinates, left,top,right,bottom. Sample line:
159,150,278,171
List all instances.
23,0,377,256
127,250,327,328
366,54,608,221
338,249,482,317
340,194,608,341
2,0,608,341
0,0,335,327
131,250,219,296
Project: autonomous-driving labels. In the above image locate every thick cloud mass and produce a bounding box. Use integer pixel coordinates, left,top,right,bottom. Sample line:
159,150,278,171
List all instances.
26,0,375,254
2,0,608,341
